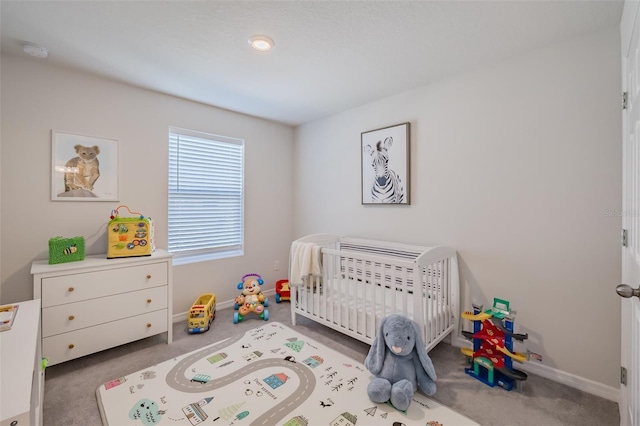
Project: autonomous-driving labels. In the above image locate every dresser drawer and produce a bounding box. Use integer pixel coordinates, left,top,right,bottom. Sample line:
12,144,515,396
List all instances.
42,286,168,337
41,262,168,307
42,309,168,365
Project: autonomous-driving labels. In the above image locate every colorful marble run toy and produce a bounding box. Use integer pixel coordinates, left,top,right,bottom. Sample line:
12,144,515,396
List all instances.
460,298,529,391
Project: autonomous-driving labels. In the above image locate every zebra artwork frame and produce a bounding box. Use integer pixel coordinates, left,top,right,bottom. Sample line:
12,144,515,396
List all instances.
361,122,410,205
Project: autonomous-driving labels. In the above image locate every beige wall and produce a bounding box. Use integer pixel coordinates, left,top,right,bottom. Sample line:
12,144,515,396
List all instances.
0,55,294,313
294,28,622,389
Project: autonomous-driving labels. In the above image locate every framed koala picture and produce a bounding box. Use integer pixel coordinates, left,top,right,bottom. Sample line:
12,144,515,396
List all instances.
51,130,119,201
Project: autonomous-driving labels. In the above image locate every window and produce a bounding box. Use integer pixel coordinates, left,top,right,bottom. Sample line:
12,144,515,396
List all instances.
168,127,244,265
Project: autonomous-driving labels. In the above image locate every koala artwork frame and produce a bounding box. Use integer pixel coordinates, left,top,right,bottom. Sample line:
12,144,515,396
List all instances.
51,130,119,201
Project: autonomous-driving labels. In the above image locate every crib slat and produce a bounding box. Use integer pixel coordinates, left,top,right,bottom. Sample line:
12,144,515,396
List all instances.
433,262,443,336
322,253,328,323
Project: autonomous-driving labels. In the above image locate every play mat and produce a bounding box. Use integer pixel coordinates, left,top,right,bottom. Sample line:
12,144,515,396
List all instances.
97,322,479,425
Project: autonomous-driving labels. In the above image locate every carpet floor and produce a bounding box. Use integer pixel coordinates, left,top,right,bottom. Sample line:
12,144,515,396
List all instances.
43,303,620,425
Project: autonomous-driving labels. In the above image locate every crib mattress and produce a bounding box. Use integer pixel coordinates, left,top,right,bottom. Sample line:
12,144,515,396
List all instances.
296,277,450,340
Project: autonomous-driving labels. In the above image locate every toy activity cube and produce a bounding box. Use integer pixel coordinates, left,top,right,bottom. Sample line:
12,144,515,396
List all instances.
107,205,155,259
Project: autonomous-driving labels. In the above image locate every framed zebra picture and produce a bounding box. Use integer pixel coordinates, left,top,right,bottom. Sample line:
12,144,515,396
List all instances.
361,122,410,205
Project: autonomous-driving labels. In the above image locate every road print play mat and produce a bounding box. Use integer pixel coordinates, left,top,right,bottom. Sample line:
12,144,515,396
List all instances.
97,322,478,426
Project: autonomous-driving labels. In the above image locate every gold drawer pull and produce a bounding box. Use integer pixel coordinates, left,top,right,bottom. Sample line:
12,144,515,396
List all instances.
68,315,75,321
146,323,152,328
68,287,74,292
146,274,152,279
68,344,75,349
147,299,152,304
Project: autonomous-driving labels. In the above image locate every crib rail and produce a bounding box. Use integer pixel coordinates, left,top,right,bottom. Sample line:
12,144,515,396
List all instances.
339,237,428,261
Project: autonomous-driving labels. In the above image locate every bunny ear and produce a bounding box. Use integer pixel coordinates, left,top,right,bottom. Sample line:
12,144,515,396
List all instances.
412,320,437,381
365,317,388,374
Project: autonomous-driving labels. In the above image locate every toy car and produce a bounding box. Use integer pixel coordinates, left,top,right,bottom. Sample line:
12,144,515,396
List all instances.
275,279,291,303
190,374,211,384
188,293,216,333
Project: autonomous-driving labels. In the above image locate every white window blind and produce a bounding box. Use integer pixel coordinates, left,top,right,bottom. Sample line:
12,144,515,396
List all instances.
168,127,244,264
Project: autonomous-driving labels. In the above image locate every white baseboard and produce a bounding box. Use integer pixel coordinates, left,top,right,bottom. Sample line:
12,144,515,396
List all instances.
519,358,620,403
452,336,620,403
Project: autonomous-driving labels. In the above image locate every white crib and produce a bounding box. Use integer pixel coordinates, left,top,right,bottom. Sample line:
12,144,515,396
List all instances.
288,233,460,352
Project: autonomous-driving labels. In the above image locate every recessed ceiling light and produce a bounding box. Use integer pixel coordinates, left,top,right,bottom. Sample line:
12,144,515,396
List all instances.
22,43,48,58
249,35,274,52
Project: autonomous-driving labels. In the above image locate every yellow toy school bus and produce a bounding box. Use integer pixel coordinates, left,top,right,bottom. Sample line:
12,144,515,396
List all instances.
188,293,216,333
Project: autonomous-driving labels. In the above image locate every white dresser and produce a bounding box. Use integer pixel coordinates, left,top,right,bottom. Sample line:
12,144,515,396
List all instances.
0,299,44,426
31,250,173,366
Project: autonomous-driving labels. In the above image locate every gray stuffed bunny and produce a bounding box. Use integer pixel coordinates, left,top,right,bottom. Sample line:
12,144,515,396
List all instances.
364,314,437,411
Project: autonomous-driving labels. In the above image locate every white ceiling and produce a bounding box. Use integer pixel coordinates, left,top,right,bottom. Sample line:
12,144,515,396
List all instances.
0,1,624,126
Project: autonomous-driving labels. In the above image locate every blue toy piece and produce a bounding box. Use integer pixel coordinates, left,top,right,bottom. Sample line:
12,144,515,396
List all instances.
233,273,269,323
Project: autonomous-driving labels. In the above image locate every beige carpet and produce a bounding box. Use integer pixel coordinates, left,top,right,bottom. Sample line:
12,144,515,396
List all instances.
43,303,619,425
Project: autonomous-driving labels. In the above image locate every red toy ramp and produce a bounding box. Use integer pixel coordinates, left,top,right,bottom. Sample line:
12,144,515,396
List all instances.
490,317,529,341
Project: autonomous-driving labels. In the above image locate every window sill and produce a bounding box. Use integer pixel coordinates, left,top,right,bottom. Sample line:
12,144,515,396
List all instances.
171,249,243,266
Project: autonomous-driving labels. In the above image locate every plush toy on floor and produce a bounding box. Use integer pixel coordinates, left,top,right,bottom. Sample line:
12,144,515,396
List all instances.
364,314,437,411
233,273,269,324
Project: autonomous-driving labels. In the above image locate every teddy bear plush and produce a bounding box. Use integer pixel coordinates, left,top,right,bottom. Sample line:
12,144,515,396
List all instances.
364,314,437,411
